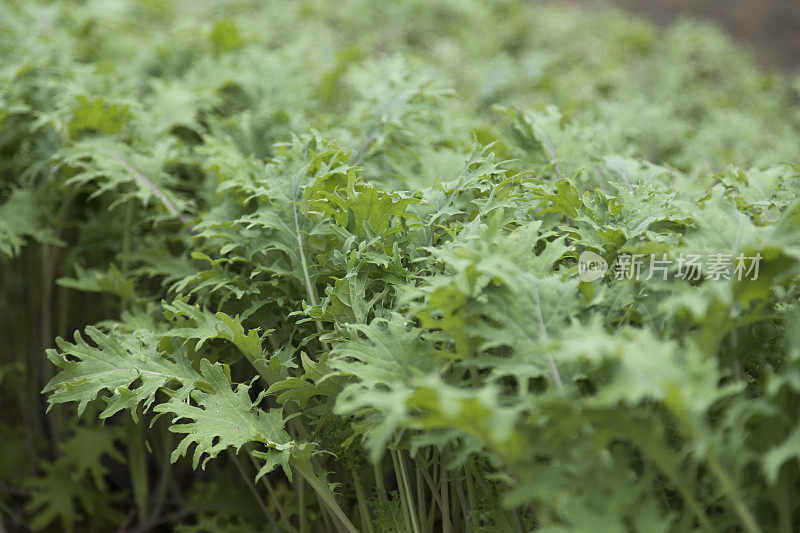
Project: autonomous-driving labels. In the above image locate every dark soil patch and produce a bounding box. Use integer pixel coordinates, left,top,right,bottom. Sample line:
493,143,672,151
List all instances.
581,0,800,72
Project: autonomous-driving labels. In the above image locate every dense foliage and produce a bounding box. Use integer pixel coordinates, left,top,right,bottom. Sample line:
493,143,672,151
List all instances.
2,0,800,531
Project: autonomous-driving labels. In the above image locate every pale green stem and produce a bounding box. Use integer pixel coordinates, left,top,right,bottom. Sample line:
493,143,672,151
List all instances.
706,453,762,533
352,469,375,533
532,282,563,390
453,472,471,532
391,450,416,533
298,478,308,533
415,463,427,533
106,149,192,230
415,455,444,515
292,204,329,350
439,451,452,533
247,451,293,531
293,459,358,533
464,466,476,525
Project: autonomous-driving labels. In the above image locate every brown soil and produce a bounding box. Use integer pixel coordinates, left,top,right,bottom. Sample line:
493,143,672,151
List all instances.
580,0,800,72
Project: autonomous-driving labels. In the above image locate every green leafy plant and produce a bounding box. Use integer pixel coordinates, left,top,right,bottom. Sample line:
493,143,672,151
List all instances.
2,0,800,531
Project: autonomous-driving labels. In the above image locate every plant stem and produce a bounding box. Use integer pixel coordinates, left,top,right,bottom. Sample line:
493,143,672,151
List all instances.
400,453,420,533
706,453,762,533
532,282,563,390
292,204,328,349
439,451,452,533
391,451,415,533
426,492,437,533
464,466,476,524
415,461,427,533
121,198,133,276
352,469,375,533
145,430,171,524
106,149,193,231
415,456,444,514
539,129,561,177
40,185,76,450
319,504,336,533
374,459,385,493
777,468,793,533
298,477,308,533
247,451,293,532
453,472,471,532
293,459,359,533
127,421,149,526
228,451,282,532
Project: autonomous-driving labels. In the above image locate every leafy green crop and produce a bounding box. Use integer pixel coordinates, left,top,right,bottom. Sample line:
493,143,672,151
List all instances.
2,0,800,531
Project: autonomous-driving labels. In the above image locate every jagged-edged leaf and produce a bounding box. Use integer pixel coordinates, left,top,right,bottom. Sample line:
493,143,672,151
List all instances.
162,300,272,377
331,314,441,391
58,264,137,301
44,327,199,421
24,427,126,533
0,187,59,257
157,359,293,469
24,460,122,533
